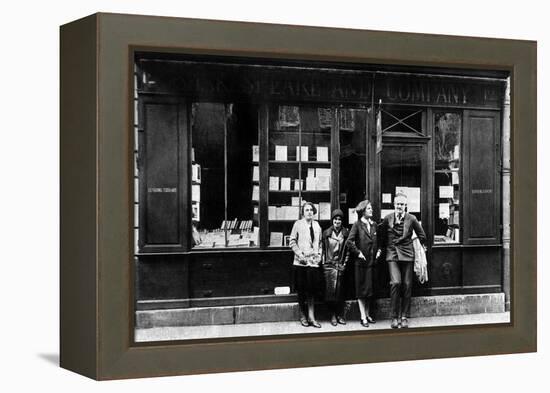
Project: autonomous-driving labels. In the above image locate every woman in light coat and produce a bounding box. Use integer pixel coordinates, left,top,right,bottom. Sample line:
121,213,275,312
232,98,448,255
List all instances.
289,202,323,328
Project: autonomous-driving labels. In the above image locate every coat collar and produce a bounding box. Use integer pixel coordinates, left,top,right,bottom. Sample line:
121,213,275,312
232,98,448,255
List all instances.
359,218,375,238
389,212,410,233
326,225,348,239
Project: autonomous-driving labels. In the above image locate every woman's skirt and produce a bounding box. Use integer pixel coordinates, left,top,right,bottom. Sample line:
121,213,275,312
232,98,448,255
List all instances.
294,265,323,298
354,260,373,299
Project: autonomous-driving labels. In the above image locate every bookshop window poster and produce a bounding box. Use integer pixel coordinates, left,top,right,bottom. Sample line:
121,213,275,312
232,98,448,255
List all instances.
132,51,511,342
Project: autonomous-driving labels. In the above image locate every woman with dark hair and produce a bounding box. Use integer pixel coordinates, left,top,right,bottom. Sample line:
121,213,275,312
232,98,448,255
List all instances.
289,202,323,328
321,209,349,326
346,200,380,327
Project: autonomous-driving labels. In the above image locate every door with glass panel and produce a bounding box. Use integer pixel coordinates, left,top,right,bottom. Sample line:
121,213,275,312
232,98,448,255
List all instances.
380,145,427,224
376,106,429,298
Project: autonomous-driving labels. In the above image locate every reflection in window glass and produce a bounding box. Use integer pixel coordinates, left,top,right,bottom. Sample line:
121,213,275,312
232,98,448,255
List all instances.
433,112,461,244
191,103,259,248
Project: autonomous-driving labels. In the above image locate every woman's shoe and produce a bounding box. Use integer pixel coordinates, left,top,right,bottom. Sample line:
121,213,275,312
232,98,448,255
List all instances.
366,316,376,324
310,320,322,328
337,316,347,325
360,319,369,327
300,317,309,327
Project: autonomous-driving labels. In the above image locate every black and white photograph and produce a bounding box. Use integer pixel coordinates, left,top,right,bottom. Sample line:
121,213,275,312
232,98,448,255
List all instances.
133,52,512,342
3,0,545,389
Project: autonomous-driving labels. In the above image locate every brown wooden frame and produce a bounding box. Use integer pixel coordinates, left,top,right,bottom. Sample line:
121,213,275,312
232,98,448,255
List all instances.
60,13,536,380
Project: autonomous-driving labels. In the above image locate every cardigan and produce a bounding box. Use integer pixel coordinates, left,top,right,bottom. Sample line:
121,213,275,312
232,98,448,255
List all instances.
289,218,322,267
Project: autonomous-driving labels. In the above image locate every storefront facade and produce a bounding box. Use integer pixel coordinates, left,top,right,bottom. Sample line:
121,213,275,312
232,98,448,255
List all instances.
133,53,509,313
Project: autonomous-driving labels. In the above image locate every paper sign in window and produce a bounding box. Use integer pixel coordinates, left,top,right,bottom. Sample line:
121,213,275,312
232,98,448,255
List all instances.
269,176,279,191
280,177,291,191
296,146,308,161
439,186,454,199
407,187,421,213
451,171,459,185
275,145,287,161
439,203,450,219
316,146,329,162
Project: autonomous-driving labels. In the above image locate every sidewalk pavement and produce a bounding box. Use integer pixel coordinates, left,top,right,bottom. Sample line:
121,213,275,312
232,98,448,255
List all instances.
135,311,510,342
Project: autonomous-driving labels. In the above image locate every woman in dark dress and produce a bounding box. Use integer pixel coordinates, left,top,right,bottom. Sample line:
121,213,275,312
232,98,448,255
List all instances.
346,200,380,327
321,209,349,326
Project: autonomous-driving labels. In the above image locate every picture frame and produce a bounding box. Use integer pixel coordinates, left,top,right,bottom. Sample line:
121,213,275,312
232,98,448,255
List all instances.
60,12,536,380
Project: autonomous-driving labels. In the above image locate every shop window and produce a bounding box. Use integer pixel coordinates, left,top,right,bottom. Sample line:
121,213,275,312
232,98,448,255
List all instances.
191,102,260,248
267,105,332,247
339,108,368,226
433,112,461,244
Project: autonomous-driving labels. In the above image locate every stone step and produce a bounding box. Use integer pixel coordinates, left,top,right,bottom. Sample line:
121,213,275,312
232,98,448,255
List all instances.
136,293,505,328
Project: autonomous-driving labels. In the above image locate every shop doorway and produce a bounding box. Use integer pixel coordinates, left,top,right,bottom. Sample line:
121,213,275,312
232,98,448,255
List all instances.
373,106,430,299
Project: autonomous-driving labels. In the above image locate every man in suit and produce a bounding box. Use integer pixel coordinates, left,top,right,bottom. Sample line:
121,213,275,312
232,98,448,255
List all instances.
379,193,427,328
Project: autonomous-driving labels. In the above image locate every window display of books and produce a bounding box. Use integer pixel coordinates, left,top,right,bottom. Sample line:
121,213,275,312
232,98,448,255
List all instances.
193,219,259,248
268,205,301,221
433,114,461,245
268,171,330,192
271,144,330,162
269,232,283,247
251,147,260,229
192,105,335,250
266,105,333,247
435,169,460,244
191,148,201,223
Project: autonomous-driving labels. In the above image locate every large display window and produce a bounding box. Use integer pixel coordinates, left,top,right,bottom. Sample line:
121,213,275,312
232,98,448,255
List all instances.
267,105,333,246
339,107,369,225
191,102,260,248
433,112,461,244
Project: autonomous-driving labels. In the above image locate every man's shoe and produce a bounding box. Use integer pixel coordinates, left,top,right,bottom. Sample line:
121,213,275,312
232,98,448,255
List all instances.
310,320,322,328
300,316,309,327
366,316,376,324
401,318,409,328
330,315,338,326
337,316,347,325
391,318,399,329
